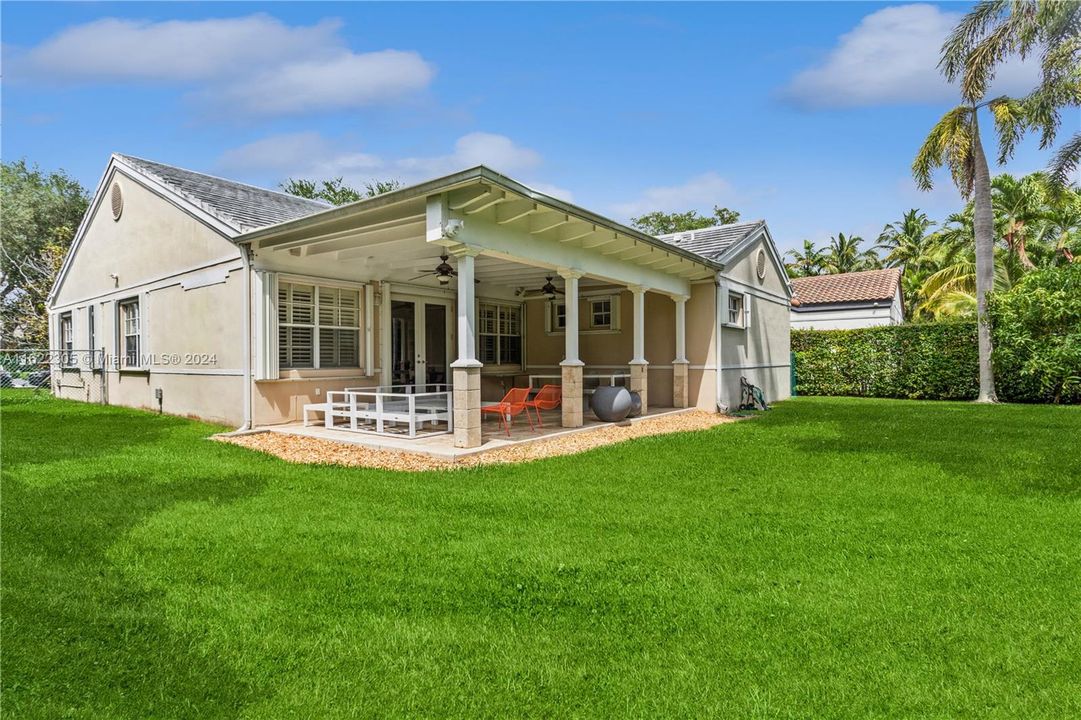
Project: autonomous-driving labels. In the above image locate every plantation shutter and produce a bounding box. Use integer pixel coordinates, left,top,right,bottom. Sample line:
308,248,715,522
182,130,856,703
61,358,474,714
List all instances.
141,291,151,369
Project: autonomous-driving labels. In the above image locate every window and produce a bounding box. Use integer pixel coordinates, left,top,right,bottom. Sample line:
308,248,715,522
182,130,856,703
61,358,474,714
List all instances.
551,302,566,330
119,298,140,367
590,298,612,329
88,306,98,368
478,302,522,365
727,292,745,327
59,312,73,366
278,281,360,369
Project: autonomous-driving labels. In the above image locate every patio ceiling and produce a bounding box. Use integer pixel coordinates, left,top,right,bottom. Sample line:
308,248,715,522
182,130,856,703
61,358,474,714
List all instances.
240,166,717,293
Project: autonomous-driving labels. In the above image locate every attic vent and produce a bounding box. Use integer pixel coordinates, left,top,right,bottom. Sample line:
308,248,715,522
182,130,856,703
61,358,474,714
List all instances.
756,248,767,280
110,183,124,221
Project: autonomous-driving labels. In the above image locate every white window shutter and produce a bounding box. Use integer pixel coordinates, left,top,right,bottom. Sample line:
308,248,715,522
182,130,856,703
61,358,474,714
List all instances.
253,271,279,380
141,291,151,368
745,294,752,328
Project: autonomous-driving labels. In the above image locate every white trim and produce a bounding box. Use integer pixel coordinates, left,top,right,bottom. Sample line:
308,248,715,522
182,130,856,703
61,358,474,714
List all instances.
50,257,243,312
714,224,793,300
719,276,791,305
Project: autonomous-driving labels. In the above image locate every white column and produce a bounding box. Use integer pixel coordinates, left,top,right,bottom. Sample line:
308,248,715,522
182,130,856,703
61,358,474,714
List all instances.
364,284,374,376
559,270,583,366
451,248,482,368
673,294,688,363
630,285,647,363
672,294,690,409
558,269,584,428
450,247,482,448
628,285,649,413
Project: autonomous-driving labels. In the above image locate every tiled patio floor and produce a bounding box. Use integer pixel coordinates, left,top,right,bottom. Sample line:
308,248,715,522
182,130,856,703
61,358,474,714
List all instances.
257,406,689,460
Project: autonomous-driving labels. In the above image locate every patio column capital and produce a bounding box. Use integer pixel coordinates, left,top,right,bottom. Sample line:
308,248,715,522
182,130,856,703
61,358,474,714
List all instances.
557,267,584,280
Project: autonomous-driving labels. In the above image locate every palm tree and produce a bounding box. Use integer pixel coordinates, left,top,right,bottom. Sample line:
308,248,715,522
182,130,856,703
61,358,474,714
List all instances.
991,172,1048,269
1033,186,1081,263
914,42,1007,400
877,209,937,269
942,0,1081,189
822,233,880,274
785,239,826,278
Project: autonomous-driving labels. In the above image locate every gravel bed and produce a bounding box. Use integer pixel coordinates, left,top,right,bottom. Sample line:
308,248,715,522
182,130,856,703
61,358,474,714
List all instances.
216,411,737,472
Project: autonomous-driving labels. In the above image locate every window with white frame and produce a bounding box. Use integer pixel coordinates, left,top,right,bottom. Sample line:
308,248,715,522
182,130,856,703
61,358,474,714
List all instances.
278,281,360,369
590,298,612,329
551,302,566,330
59,312,74,366
727,291,745,327
478,302,522,365
119,298,140,367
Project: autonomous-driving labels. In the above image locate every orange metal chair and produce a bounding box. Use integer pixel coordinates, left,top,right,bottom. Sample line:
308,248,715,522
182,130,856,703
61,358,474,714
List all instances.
527,384,562,427
481,387,535,436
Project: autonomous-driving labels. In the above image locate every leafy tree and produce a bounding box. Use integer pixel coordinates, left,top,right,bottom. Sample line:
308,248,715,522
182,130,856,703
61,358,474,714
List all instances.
281,177,403,206
989,263,1081,403
822,232,880,274
1,159,89,347
630,206,741,235
877,210,937,316
785,239,826,278
991,172,1049,269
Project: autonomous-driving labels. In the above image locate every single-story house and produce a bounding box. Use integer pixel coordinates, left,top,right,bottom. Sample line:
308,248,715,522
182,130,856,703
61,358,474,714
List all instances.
47,154,792,448
789,268,904,330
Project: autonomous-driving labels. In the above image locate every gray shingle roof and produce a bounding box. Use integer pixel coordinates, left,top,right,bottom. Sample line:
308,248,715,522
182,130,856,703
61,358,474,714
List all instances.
115,154,330,234
654,221,765,261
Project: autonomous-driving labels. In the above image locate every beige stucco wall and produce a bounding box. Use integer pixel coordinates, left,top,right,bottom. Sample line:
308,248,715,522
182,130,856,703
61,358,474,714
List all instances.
50,168,247,426
717,236,792,406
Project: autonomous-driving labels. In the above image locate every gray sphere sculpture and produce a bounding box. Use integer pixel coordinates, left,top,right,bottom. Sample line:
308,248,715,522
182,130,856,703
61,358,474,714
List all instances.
591,385,632,422
627,391,643,418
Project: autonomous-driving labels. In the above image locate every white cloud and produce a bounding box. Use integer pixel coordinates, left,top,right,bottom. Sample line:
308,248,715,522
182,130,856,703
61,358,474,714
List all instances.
782,4,1039,109
12,14,435,116
609,172,734,219
218,131,569,198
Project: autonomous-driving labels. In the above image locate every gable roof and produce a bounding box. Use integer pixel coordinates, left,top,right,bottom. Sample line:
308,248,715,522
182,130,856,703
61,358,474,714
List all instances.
655,221,766,262
115,154,329,234
790,268,901,306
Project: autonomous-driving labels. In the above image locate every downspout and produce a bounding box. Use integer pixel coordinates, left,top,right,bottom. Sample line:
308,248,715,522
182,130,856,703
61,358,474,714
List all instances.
237,243,254,431
715,272,726,413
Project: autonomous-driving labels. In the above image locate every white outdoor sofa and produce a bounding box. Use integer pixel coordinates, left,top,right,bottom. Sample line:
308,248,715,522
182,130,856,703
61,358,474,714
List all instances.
306,384,452,438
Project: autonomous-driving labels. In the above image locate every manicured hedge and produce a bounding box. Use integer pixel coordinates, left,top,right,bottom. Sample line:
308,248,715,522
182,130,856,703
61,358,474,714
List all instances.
792,323,980,400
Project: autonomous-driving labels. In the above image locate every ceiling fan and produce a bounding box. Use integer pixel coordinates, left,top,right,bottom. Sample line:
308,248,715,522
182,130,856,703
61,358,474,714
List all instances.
409,254,457,285
518,276,565,299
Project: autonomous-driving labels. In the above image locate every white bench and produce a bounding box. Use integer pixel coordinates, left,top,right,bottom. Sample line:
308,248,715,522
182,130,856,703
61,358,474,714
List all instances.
303,402,332,427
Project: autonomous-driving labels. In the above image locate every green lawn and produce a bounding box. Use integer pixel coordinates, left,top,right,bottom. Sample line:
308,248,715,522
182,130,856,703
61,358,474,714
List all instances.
2,391,1079,718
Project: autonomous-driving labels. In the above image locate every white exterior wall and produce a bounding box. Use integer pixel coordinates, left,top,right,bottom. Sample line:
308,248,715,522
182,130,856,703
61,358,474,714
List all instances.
790,288,904,330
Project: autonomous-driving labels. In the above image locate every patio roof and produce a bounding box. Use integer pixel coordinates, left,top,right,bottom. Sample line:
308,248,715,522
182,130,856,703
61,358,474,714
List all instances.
237,166,720,292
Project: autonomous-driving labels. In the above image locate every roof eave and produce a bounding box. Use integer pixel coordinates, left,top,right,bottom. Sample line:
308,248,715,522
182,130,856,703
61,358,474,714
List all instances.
236,165,722,272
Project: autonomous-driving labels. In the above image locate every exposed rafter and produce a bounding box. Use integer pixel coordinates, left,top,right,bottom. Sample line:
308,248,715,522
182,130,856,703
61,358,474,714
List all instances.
529,212,571,234
559,223,597,243
495,199,539,225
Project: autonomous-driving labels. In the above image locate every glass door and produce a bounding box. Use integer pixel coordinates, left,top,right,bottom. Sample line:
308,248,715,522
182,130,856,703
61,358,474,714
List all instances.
391,295,452,389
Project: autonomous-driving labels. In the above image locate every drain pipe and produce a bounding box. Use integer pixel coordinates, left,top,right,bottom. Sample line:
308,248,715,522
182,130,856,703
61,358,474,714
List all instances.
715,272,726,413
236,243,254,432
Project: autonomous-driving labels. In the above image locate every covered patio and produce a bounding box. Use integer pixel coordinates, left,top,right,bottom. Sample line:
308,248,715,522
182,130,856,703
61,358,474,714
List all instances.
240,167,718,451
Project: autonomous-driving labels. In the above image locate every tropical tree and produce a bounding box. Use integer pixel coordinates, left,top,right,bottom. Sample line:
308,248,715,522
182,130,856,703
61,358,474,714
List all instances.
913,29,1013,400
1032,184,1081,262
942,0,1081,189
876,210,938,315
822,233,880,274
991,172,1049,268
281,177,403,205
630,206,741,235
784,239,826,278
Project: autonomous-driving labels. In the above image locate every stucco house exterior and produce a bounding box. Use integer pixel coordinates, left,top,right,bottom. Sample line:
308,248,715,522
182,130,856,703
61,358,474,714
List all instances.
789,268,904,330
47,154,792,448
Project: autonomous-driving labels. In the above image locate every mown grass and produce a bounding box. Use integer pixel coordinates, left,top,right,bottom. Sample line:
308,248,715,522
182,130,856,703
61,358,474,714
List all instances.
2,390,1079,718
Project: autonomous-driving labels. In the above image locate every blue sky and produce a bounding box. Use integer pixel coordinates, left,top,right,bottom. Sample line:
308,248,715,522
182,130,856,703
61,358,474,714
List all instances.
1,1,1060,252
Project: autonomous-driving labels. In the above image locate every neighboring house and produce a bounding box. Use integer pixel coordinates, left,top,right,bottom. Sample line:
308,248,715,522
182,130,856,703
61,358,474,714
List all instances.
789,268,904,330
47,154,792,448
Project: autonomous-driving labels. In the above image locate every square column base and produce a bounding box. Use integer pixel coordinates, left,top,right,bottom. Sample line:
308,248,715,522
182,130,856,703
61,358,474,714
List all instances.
561,364,584,428
629,362,649,414
673,360,689,409
452,365,482,448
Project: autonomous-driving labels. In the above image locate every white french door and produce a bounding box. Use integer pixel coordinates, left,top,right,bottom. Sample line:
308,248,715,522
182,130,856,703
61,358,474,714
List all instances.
389,294,452,387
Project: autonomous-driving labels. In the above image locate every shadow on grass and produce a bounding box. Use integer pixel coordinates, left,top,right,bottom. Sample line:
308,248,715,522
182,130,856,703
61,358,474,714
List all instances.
764,397,1081,497
2,395,271,718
